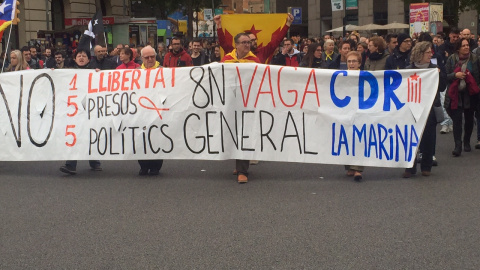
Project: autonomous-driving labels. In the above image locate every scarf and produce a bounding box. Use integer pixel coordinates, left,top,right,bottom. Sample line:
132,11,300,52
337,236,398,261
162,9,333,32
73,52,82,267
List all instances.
414,62,430,69
141,61,161,69
368,52,385,61
223,49,258,63
325,51,334,61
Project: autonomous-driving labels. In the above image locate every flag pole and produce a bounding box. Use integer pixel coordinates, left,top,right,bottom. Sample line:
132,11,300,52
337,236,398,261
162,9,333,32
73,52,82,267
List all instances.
2,24,14,73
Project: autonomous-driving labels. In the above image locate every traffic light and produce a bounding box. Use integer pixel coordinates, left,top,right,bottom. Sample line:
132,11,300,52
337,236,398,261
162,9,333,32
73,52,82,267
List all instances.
12,1,20,25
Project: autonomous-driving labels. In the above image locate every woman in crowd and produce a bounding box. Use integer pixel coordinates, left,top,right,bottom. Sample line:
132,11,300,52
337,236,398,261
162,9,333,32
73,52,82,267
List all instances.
60,48,102,175
321,39,338,68
403,41,447,177
210,45,221,62
364,36,389,71
299,43,323,68
356,41,368,70
116,48,140,69
343,51,365,181
5,50,29,72
444,38,480,156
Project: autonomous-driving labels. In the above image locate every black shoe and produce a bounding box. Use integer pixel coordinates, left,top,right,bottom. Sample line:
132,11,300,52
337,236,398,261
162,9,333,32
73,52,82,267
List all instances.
475,141,480,149
139,168,148,176
91,166,103,171
149,168,160,175
464,143,471,152
452,141,462,157
60,165,76,175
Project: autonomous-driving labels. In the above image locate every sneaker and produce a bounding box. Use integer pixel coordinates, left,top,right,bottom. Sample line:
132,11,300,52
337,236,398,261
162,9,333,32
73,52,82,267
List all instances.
440,125,449,134
432,156,438,166
91,166,103,171
139,168,148,176
60,165,76,175
237,174,248,183
448,125,453,132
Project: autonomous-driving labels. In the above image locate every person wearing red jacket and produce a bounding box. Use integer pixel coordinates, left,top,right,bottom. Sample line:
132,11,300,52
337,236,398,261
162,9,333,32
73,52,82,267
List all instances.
163,37,193,67
116,48,141,69
214,13,294,64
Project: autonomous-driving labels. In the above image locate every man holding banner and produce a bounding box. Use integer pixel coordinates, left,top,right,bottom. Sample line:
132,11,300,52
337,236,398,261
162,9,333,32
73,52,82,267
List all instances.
221,32,260,183
214,13,294,64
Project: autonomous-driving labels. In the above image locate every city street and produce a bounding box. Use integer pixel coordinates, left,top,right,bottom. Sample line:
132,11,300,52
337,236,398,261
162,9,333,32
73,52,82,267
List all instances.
1,129,480,269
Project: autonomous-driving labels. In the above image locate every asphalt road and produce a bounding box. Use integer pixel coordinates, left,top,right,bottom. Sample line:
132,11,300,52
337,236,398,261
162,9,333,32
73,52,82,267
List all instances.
1,129,480,269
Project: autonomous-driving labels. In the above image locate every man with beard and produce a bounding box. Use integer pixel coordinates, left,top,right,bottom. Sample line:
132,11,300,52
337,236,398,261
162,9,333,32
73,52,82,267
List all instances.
53,51,66,69
271,38,303,67
44,48,56,68
163,37,193,67
385,33,412,70
214,13,294,63
89,45,118,70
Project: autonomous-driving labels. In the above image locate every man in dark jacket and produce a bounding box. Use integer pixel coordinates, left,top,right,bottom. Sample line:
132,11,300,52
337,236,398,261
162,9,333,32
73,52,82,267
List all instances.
461,28,477,51
44,48,56,68
385,33,412,70
438,27,460,61
271,38,303,67
190,38,210,66
89,45,118,70
20,46,40,69
163,37,193,67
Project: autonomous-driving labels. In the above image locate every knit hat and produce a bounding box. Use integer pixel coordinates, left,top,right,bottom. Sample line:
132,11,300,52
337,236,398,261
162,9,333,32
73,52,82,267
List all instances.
396,33,411,47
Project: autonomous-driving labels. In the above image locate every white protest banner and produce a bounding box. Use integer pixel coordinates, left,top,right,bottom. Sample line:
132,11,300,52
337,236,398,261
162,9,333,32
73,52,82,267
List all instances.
0,63,438,167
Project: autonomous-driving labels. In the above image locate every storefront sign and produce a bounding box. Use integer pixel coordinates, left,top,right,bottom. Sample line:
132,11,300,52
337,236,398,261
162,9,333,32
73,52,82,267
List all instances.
65,17,115,26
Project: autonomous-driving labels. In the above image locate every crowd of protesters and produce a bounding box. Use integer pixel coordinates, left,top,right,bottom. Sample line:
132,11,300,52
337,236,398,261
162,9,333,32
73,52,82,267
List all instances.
2,13,480,184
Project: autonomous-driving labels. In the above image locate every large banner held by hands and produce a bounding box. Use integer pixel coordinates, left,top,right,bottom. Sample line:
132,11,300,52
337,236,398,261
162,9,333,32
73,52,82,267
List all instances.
0,64,438,168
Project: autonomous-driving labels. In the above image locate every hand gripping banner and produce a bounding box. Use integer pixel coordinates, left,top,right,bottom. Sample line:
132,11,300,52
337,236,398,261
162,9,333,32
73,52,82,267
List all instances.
0,63,438,167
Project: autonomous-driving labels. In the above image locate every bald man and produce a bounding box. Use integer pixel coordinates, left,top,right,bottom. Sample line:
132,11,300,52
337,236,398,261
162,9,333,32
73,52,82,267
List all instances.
89,45,118,70
461,28,477,51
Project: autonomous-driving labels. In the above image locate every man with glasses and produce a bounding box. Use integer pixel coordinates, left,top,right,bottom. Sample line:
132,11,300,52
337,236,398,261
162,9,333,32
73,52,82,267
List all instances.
385,33,412,70
137,45,164,175
221,33,260,183
214,13,294,63
163,37,193,67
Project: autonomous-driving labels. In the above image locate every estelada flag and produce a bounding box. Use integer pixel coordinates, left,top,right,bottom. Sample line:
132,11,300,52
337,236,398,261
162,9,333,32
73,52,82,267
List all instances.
220,14,288,63
0,0,18,40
